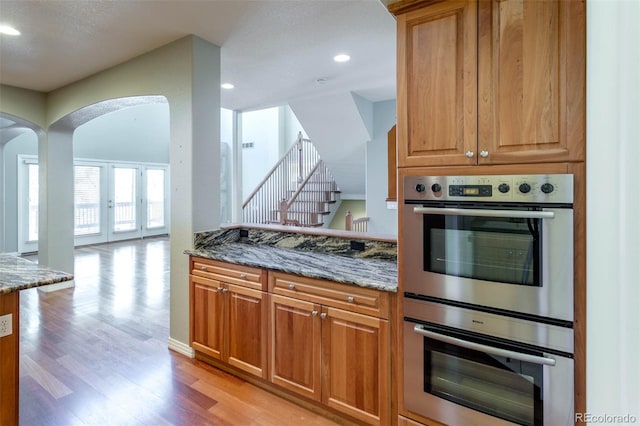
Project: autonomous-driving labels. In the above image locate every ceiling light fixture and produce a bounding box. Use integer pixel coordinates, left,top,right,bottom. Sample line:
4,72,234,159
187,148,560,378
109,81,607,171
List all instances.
333,54,351,63
0,25,20,36
221,83,235,89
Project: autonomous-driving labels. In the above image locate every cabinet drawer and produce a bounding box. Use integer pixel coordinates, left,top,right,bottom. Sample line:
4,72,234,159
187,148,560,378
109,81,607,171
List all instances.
191,257,266,291
269,271,389,319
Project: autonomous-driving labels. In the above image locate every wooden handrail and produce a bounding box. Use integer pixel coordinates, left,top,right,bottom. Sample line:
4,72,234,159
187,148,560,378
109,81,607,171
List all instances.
242,132,311,209
285,160,323,209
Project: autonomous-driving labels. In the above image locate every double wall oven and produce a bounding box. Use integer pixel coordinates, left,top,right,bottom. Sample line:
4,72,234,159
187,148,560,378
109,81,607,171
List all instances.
401,174,575,426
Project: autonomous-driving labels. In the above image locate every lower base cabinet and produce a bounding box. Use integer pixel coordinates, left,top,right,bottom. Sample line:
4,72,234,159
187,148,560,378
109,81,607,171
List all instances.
190,258,268,379
321,306,389,424
269,271,391,425
270,295,389,424
190,258,392,425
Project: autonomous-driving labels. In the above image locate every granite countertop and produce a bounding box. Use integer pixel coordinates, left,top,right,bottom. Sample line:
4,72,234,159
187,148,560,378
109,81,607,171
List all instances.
186,243,398,293
0,254,74,294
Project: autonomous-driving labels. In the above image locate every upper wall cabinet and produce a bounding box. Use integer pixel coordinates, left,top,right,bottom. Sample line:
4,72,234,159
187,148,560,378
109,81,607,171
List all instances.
395,0,586,167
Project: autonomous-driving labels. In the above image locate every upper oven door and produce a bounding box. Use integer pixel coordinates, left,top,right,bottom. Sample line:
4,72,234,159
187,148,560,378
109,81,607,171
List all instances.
402,203,574,322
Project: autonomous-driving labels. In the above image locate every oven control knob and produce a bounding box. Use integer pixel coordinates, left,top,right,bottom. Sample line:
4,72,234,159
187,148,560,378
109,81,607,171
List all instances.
431,183,442,193
519,183,532,194
541,183,555,194
415,183,426,193
498,183,510,193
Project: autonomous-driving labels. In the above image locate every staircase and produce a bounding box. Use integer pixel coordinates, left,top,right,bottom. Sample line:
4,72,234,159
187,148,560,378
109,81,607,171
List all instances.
243,133,340,227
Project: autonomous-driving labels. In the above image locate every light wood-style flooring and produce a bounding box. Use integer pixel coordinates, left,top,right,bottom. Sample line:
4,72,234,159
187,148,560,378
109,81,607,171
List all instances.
19,237,339,426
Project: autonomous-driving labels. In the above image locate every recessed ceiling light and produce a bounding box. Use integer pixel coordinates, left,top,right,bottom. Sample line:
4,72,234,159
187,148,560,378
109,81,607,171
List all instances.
0,25,21,36
221,83,235,90
333,54,351,63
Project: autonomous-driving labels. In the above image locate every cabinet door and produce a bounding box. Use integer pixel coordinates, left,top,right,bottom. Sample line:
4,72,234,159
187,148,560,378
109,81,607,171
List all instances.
321,306,389,425
270,294,321,401
226,283,268,379
190,275,224,360
397,0,477,167
477,0,585,164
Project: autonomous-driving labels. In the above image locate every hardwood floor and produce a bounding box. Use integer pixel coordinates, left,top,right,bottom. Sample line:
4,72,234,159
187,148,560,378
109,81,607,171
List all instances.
19,238,340,426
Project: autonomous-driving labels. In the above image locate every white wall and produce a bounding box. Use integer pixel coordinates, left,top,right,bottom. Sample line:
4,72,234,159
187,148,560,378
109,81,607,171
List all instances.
73,104,169,163
366,99,397,236
282,106,307,153
586,0,640,423
241,107,281,199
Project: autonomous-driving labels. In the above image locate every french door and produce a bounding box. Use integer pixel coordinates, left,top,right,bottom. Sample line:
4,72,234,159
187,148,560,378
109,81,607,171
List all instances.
17,156,169,253
76,162,170,245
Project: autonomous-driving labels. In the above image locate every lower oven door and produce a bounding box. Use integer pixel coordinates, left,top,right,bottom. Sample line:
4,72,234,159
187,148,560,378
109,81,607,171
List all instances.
403,319,574,426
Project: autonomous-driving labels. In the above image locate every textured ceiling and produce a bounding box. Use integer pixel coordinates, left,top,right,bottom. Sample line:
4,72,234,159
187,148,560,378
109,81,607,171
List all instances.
0,0,397,111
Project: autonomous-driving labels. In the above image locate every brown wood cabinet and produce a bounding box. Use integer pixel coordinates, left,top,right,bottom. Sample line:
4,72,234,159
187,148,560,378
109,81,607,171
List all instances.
270,293,321,401
396,0,585,167
190,258,393,425
189,258,268,379
0,291,19,426
269,272,390,425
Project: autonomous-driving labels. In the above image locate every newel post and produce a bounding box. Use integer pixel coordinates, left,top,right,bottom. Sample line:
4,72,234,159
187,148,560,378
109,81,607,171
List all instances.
279,199,288,225
345,210,353,231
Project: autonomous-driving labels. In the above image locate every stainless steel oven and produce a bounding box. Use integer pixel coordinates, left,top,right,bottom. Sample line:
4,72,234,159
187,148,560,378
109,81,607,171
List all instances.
402,174,574,323
403,298,574,426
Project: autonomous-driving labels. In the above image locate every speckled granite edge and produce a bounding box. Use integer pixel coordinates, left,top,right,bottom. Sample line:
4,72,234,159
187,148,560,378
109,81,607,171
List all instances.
194,228,397,262
0,254,74,293
186,243,397,293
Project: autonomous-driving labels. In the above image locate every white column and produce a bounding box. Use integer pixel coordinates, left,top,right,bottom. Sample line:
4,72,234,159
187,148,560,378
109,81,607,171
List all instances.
37,126,75,277
168,37,221,348
586,0,640,423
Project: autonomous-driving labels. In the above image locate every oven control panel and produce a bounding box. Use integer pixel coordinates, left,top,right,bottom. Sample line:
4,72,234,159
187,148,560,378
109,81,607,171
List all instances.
404,174,573,203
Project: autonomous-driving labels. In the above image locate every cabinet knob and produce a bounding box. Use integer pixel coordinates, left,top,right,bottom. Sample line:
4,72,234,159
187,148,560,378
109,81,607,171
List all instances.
320,313,327,319
221,288,228,293
239,274,247,279
201,266,207,271
288,284,296,290
465,151,475,158
311,311,318,316
347,296,354,303
480,150,489,158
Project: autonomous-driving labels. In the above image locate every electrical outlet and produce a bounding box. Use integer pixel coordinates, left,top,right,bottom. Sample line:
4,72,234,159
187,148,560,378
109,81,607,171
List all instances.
350,240,365,251
0,313,12,338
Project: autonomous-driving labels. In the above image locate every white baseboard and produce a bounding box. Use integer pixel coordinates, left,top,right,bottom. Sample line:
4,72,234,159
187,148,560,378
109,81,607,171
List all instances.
37,279,75,293
168,337,194,358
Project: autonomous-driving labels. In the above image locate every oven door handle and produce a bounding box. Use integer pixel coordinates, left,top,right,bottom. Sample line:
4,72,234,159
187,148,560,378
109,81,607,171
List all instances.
413,325,557,366
413,206,555,219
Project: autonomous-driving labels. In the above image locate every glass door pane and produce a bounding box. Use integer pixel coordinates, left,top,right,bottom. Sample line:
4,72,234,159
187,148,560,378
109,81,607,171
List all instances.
146,169,165,229
27,164,39,241
112,167,138,233
74,165,101,236
425,214,541,286
424,336,543,426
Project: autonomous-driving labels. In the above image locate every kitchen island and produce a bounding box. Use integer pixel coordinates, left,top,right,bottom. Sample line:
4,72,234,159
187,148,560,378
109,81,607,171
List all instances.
0,254,74,426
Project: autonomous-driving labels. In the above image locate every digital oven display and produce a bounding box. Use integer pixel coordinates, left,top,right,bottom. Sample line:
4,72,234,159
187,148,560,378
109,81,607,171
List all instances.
448,184,492,197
